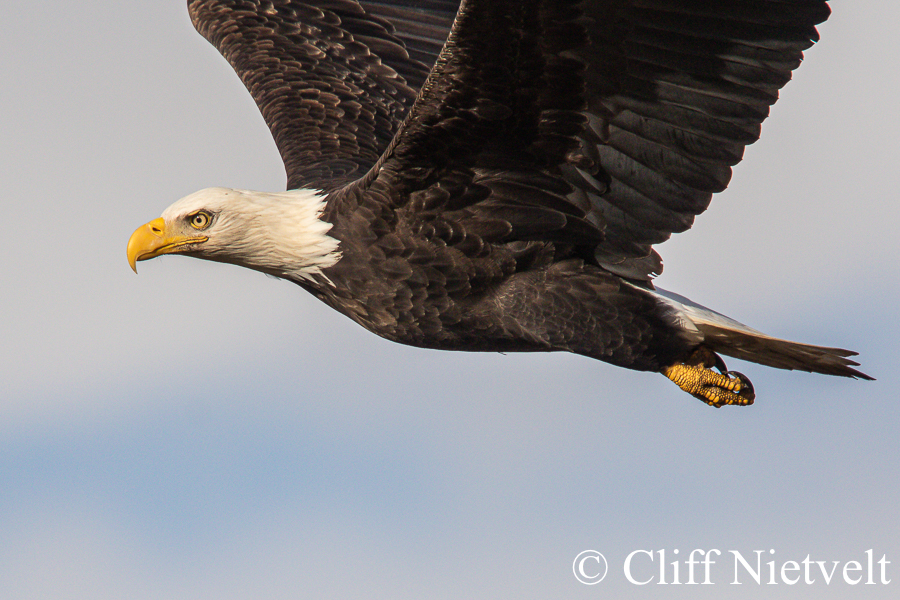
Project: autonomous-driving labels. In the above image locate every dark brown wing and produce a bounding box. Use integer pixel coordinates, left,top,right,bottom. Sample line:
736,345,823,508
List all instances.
361,0,829,279
187,0,459,191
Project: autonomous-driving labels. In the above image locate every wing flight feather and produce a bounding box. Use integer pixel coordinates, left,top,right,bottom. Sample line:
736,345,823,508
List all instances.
187,0,458,191
362,0,829,279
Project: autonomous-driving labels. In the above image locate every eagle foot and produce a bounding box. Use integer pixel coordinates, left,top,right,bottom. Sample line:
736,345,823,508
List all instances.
662,356,756,408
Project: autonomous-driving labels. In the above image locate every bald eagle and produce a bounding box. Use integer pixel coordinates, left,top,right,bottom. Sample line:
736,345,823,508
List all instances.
128,0,870,406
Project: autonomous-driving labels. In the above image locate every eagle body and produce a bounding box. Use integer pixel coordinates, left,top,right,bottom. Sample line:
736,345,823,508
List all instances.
310,185,688,371
128,0,871,406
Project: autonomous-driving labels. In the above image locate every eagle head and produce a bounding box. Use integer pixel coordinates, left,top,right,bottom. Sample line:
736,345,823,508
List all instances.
127,187,340,283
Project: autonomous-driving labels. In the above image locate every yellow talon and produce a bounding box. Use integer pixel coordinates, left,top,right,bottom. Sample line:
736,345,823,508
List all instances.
663,362,755,407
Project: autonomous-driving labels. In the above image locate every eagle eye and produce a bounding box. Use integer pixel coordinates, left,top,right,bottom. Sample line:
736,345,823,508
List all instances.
188,211,212,230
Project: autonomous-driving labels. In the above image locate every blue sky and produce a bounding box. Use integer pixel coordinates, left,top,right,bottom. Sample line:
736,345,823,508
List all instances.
1,2,898,598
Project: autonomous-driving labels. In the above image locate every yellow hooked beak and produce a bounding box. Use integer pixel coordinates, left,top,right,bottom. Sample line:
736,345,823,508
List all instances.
127,217,208,273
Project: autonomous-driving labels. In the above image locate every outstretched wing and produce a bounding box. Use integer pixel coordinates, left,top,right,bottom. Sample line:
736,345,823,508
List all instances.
187,0,459,191
362,0,829,279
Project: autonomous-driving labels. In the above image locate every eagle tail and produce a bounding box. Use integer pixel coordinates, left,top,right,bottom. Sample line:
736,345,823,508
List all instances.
693,323,872,380
651,287,873,380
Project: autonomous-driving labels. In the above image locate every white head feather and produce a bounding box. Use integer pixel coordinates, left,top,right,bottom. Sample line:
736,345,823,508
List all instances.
161,187,341,283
